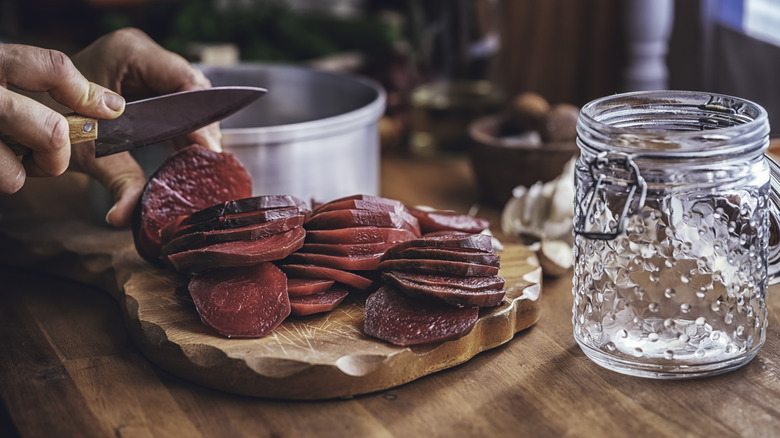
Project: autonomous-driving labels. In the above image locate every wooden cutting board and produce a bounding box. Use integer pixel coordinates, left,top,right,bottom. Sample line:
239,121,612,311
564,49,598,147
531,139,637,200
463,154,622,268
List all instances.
0,177,542,400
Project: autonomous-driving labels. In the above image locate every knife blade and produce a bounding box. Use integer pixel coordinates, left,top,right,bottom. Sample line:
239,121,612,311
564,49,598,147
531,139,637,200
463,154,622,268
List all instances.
94,86,266,157
10,86,266,158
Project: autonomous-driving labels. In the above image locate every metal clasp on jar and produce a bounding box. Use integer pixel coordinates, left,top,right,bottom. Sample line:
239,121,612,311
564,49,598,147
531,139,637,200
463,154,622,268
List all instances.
574,151,647,240
766,156,780,284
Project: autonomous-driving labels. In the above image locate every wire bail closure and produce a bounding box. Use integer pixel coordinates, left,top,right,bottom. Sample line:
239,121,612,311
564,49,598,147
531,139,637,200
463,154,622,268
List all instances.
766,155,780,284
574,151,647,240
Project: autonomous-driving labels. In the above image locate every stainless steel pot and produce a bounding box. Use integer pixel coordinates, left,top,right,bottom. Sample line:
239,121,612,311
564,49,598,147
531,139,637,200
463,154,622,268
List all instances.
199,63,386,205
90,63,385,224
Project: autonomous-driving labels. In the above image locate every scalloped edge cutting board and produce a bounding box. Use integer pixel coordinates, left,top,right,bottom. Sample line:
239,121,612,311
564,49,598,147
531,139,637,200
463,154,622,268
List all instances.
0,217,541,400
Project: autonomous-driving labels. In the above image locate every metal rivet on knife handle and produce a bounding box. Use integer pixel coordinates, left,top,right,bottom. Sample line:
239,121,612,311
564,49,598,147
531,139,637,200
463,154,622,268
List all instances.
66,115,98,144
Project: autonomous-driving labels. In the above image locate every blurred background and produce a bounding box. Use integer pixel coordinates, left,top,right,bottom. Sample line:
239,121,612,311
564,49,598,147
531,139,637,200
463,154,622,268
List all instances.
2,0,780,209
3,0,779,143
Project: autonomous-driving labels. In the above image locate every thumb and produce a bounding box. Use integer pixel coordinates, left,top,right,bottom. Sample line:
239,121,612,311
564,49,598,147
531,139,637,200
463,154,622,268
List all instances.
52,78,126,120
2,45,126,119
43,52,126,119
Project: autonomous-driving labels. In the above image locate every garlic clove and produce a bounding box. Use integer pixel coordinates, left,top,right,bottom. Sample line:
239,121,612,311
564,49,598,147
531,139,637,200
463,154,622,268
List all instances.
537,239,573,277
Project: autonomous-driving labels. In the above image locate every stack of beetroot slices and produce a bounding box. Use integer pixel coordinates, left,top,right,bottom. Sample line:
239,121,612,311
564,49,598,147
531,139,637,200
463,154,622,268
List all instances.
365,233,506,346
132,145,253,266
277,195,422,313
132,145,505,345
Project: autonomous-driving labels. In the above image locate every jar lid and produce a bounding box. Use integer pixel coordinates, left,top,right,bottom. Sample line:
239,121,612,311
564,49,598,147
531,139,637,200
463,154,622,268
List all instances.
577,90,770,159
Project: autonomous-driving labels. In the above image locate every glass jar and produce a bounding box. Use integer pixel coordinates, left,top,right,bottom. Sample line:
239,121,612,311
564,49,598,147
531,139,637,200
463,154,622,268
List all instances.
572,90,780,379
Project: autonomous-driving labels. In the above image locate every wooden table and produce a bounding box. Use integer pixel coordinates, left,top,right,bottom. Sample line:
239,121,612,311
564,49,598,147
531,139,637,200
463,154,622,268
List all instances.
2,153,780,438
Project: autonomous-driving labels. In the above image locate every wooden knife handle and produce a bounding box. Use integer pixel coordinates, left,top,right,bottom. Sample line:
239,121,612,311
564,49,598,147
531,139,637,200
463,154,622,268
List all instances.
6,114,98,158
66,115,99,144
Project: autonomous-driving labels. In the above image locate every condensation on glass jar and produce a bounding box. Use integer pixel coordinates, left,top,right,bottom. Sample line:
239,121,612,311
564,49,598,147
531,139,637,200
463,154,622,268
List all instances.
572,90,780,379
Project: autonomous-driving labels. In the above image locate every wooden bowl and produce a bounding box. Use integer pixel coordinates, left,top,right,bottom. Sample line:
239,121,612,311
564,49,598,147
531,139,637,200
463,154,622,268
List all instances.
468,114,579,206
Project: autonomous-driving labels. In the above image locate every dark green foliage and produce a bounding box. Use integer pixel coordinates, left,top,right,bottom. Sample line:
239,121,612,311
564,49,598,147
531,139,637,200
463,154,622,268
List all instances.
102,0,398,62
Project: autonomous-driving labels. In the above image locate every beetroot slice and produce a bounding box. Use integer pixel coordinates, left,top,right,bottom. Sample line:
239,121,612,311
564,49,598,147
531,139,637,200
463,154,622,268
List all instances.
226,194,310,215
387,271,506,291
159,215,187,245
284,252,384,271
393,247,500,267
312,194,403,211
301,241,396,257
384,233,494,258
305,227,417,244
132,145,252,265
310,199,419,231
289,286,349,316
168,226,305,274
364,286,479,346
305,210,420,236
161,215,305,256
172,212,294,241
382,272,505,308
422,230,470,237
180,195,308,228
188,263,290,338
408,207,490,234
287,278,335,297
169,207,304,241
312,198,407,215
278,264,374,291
377,258,500,277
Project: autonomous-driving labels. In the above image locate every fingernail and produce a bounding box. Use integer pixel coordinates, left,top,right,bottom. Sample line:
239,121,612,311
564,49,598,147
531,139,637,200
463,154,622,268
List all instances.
103,91,125,113
105,204,117,226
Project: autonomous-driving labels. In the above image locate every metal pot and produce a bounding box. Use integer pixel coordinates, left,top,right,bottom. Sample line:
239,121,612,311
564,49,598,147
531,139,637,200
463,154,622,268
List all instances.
199,63,386,205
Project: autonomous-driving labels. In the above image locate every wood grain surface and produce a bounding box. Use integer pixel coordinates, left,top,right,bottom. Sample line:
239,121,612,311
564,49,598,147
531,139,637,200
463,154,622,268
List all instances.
2,155,780,437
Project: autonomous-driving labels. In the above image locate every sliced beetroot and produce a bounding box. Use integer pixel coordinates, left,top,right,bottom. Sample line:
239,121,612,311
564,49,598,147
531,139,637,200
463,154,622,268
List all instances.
284,252,384,271
384,233,494,258
177,205,301,231
168,226,305,274
312,194,403,212
188,263,290,338
377,259,500,277
305,227,417,244
167,207,304,241
289,286,350,316
161,215,305,256
408,207,490,234
278,264,374,291
422,230,469,236
311,198,419,230
382,271,505,308
287,278,336,297
159,215,187,246
388,271,506,291
230,194,309,214
180,195,309,227
305,210,420,236
301,241,396,257
312,197,407,215
394,247,500,267
132,145,252,265
133,179,200,264
363,286,479,346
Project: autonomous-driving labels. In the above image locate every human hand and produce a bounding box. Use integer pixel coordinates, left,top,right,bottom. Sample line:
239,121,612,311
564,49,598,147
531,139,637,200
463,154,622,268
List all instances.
0,44,125,194
69,28,222,227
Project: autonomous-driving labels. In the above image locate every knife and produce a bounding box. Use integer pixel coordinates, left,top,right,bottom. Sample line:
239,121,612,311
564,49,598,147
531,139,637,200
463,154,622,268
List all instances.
10,86,266,158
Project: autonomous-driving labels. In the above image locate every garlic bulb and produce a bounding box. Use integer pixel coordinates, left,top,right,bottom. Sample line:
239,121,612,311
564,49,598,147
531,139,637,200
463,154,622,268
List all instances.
500,157,576,242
